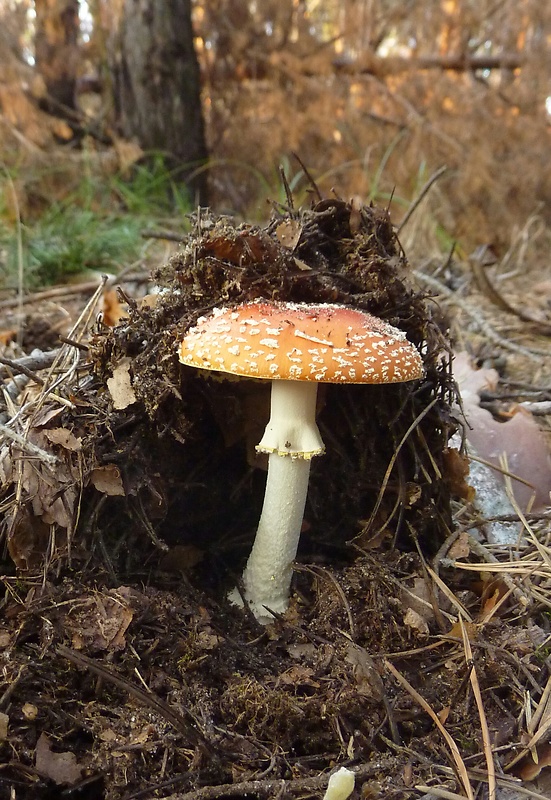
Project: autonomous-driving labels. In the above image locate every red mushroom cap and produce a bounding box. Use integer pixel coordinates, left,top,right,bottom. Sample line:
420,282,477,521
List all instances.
179,300,423,384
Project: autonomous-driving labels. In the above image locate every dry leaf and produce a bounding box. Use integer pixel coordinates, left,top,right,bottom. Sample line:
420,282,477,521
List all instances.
447,620,479,641
32,405,65,428
44,428,82,451
448,531,471,560
275,219,302,250
277,665,318,688
102,288,129,327
401,577,435,624
0,712,8,741
107,359,137,410
442,447,475,502
0,329,16,345
7,509,52,569
62,588,137,652
403,607,430,636
35,732,84,786
345,642,384,700
515,743,551,781
90,464,125,496
16,431,79,528
160,544,203,571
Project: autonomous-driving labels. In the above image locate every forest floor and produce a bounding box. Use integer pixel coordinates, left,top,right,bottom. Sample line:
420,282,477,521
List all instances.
0,199,550,800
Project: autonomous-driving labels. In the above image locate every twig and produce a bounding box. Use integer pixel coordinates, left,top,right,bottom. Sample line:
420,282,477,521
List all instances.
56,645,208,747
142,229,184,242
469,255,551,335
0,423,58,465
415,787,469,800
158,761,393,800
518,400,551,415
0,260,148,311
459,619,496,800
430,764,551,800
0,280,107,310
0,355,45,385
384,659,474,800
0,349,61,380
414,271,549,361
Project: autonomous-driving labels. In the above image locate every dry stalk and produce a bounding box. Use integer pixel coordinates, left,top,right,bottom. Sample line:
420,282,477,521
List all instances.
361,397,438,534
458,617,496,800
413,270,550,361
432,764,551,800
384,659,475,800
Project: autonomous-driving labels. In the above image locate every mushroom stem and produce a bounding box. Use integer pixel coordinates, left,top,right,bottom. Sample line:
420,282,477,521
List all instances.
236,380,324,622
240,452,312,622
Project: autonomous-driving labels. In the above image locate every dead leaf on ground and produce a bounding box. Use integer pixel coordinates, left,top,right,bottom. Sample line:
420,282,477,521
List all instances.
402,577,436,624
275,219,302,251
0,712,8,741
17,431,79,528
442,447,475,502
102,288,129,327
448,531,471,560
107,359,137,410
35,732,84,786
7,509,53,569
90,464,125,496
44,427,82,451
277,665,319,688
61,587,139,652
345,641,384,700
403,607,430,636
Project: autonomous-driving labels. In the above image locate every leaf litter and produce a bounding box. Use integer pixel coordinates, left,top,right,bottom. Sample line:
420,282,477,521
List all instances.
0,195,550,800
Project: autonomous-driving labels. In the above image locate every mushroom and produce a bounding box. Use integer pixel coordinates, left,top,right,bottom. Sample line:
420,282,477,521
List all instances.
179,300,423,623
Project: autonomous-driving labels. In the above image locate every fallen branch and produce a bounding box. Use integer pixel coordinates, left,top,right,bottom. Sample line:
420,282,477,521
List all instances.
158,761,394,800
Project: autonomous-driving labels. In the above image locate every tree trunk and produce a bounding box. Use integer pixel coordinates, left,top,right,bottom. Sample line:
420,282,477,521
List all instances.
110,0,208,205
34,0,80,113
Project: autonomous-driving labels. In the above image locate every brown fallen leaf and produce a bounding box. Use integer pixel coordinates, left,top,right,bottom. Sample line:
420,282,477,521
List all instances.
275,219,302,251
448,531,471,560
90,464,125,496
35,732,84,786
102,287,129,327
62,587,137,652
44,427,82,451
403,607,430,636
107,359,137,410
515,743,551,781
0,712,8,741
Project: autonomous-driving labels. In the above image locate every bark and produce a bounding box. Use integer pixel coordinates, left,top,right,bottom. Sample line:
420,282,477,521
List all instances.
34,0,80,112
110,0,208,205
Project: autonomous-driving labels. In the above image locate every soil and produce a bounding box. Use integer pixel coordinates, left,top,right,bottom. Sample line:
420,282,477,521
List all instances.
0,198,550,800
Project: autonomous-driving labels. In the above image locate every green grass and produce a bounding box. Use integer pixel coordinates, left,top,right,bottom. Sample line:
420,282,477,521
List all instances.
20,205,143,285
0,154,193,290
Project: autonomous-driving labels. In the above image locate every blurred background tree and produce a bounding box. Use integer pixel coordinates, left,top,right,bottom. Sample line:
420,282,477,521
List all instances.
0,0,549,263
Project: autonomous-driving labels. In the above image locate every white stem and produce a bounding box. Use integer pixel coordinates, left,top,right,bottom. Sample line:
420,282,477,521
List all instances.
240,452,311,622
230,380,325,623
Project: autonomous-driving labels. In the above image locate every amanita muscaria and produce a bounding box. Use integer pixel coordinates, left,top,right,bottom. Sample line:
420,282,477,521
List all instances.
179,300,423,623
